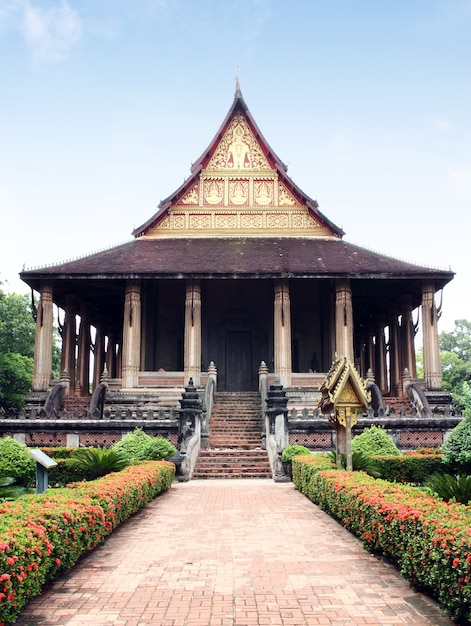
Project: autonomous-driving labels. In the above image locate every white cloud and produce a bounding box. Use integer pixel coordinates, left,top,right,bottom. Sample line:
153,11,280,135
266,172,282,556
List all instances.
21,0,82,62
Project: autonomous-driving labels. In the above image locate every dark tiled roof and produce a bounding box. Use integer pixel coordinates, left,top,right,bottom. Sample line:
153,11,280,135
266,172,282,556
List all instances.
20,237,454,285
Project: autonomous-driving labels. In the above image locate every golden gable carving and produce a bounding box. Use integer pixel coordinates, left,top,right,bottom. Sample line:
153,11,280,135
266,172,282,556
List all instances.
208,114,270,171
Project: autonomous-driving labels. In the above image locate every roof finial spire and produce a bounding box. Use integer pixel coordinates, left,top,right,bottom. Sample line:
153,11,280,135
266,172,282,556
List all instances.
235,64,242,98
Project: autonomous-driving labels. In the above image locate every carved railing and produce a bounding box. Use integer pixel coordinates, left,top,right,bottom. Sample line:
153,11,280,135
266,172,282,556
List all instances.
200,362,217,450
263,376,290,482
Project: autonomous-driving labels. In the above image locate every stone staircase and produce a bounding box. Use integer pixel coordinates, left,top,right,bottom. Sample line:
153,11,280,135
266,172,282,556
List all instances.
385,396,413,415
192,391,272,479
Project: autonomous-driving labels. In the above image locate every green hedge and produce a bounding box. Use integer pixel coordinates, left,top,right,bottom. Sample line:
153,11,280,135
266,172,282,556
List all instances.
0,461,175,625
293,458,471,624
372,454,445,483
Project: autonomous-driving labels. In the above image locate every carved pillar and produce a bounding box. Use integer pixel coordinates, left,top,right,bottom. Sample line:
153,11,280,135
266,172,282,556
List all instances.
422,281,442,391
366,331,375,375
76,310,91,396
106,335,116,378
93,326,106,390
184,279,201,387
334,278,354,362
389,315,401,396
374,322,388,394
400,295,417,379
60,296,76,394
32,283,54,392
121,280,141,389
274,279,292,387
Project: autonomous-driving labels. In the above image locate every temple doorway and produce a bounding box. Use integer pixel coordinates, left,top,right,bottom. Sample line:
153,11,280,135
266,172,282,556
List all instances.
226,331,252,391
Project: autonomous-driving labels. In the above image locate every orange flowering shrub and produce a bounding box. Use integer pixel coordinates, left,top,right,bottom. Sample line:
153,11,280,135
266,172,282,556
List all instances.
0,460,174,625
294,459,471,623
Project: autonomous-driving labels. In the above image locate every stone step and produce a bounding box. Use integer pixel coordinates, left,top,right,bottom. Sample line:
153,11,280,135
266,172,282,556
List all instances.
193,449,271,479
193,392,271,478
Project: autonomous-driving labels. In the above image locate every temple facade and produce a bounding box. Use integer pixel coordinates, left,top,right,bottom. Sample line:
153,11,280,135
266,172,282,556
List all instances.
20,87,454,410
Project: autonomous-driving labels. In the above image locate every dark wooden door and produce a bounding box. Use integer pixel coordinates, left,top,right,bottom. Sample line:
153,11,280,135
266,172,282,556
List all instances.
226,332,252,390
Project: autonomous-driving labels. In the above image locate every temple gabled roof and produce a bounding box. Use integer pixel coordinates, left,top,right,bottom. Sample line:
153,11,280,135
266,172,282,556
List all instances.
132,87,344,239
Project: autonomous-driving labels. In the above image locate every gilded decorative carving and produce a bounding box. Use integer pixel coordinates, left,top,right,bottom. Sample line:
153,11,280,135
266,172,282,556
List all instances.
180,184,199,205
267,213,289,229
207,114,270,170
190,214,211,229
173,214,185,230
229,180,249,205
254,180,274,206
241,213,263,229
215,214,237,229
204,180,224,205
279,183,299,206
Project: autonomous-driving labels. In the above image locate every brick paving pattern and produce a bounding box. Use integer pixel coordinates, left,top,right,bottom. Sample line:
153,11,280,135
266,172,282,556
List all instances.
16,480,454,626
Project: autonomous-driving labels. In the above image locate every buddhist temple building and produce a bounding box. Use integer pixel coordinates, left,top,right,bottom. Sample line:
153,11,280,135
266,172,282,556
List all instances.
20,85,454,415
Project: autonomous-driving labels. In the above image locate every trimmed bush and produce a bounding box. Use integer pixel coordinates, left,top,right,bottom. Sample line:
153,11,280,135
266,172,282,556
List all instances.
351,425,401,457
443,414,471,474
0,438,35,487
373,454,444,484
112,428,176,462
281,444,311,463
40,447,76,459
0,461,175,624
293,456,471,623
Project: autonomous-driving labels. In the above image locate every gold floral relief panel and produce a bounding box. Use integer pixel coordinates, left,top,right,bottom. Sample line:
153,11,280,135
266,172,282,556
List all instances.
267,213,289,229
207,114,271,171
180,183,199,205
279,182,301,207
215,214,237,229
240,213,263,229
190,214,211,229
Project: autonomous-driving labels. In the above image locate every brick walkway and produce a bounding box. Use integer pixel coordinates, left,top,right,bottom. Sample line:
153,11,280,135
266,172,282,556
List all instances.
16,480,454,626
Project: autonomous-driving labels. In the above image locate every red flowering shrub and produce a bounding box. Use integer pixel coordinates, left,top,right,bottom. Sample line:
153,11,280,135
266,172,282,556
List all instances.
293,458,471,623
0,460,174,624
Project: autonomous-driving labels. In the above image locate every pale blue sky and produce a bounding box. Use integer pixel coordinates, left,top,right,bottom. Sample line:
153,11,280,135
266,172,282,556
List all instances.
1,0,470,332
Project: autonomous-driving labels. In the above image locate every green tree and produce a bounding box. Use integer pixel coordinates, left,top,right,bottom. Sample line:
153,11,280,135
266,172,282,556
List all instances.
0,291,36,357
439,320,471,413
0,353,34,411
0,290,36,410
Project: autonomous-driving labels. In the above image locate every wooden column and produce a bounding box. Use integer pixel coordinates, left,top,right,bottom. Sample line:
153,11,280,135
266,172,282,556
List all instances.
60,296,77,394
93,326,106,390
334,278,354,362
366,331,375,375
32,283,54,392
400,295,417,379
184,279,201,387
422,281,442,391
374,323,388,394
76,308,91,396
121,280,141,389
274,279,292,387
389,315,401,396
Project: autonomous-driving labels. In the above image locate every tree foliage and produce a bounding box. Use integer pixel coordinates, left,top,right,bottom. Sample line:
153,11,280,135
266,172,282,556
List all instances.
0,353,34,411
439,320,471,413
0,289,37,410
0,288,61,410
0,291,35,357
